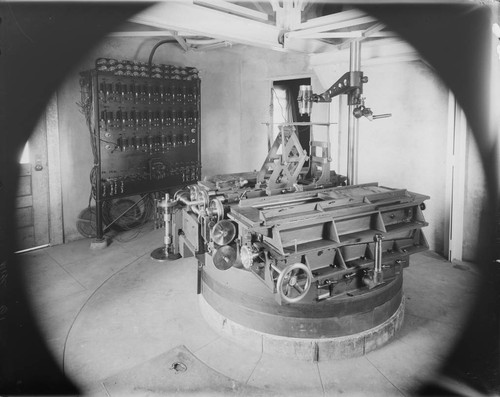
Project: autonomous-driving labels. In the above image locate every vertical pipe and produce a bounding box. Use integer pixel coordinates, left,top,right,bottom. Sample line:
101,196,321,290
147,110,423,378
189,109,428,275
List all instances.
347,41,361,186
163,193,171,250
93,71,105,241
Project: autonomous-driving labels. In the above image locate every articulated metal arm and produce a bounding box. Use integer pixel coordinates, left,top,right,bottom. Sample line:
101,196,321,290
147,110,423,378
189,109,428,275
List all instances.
314,71,366,105
298,71,391,121
298,71,367,116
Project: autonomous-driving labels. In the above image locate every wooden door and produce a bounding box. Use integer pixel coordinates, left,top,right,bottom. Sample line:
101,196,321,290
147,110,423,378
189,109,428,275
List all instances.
15,114,51,251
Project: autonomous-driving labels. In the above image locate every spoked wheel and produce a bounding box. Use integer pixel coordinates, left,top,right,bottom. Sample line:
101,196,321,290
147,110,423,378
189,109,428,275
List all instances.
276,263,312,304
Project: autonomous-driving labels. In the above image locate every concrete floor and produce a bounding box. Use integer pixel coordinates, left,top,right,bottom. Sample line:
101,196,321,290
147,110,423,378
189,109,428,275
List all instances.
18,224,481,396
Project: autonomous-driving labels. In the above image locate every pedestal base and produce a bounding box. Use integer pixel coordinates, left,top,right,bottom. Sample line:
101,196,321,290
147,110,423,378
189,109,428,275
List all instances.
90,238,108,250
150,246,182,262
199,254,405,360
199,294,405,361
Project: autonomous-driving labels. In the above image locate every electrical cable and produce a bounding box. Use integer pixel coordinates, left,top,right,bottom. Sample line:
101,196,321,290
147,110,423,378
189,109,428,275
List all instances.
148,39,177,68
102,194,155,232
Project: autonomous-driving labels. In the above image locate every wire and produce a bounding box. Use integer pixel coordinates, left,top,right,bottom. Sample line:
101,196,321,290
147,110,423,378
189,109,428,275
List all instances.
77,75,101,239
99,138,118,146
148,39,177,68
102,194,155,233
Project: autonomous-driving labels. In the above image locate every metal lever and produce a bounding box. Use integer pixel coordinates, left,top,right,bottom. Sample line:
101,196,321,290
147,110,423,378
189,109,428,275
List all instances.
353,105,393,121
372,113,392,120
374,234,383,283
363,234,385,289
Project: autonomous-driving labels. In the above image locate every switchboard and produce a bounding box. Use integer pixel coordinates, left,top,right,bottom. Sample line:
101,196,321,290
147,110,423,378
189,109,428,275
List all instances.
78,58,201,239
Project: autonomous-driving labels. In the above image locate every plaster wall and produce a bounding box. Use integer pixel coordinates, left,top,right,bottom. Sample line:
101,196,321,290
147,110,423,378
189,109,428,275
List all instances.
357,61,449,254
463,131,488,261
311,59,449,254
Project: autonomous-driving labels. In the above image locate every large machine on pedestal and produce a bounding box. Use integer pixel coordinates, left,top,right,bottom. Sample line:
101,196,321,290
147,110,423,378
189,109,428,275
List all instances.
165,166,428,306
152,55,429,350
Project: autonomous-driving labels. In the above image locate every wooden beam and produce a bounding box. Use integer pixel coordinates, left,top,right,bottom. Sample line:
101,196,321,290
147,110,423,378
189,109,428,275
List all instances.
285,31,396,40
309,38,419,66
297,9,369,30
336,24,389,50
269,0,280,12
193,41,232,51
131,2,336,54
362,22,385,38
194,0,269,21
287,16,378,38
252,1,268,14
173,32,189,52
108,31,191,37
131,2,284,51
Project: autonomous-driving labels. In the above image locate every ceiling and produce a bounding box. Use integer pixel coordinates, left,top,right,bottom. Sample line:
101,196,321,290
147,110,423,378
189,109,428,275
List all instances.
110,1,404,55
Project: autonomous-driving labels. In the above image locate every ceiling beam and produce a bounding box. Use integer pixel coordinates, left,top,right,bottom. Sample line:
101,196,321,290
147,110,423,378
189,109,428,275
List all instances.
194,0,269,21
108,31,197,38
310,38,419,66
285,30,396,40
286,15,378,38
296,9,369,30
269,0,280,12
337,22,389,50
130,2,337,54
362,22,386,38
131,2,284,51
173,32,189,52
252,1,269,14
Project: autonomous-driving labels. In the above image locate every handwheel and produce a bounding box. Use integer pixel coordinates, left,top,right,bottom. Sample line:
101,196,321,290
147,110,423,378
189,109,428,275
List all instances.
276,263,312,304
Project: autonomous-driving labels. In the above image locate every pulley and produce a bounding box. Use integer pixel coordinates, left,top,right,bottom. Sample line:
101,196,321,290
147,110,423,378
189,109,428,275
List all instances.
188,184,200,202
186,184,210,212
213,245,237,270
208,198,224,222
211,219,237,246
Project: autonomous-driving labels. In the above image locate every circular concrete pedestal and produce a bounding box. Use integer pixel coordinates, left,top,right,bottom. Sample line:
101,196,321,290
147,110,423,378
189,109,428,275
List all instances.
200,294,405,361
199,259,405,360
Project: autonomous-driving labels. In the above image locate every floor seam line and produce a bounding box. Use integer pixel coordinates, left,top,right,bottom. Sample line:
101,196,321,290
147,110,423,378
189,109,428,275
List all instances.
46,246,91,268
57,261,87,290
101,382,111,397
61,251,150,375
40,251,87,290
364,355,405,396
192,335,222,354
245,352,263,385
315,362,326,396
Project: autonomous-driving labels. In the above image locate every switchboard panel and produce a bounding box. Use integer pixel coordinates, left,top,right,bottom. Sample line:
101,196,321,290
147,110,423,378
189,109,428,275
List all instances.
79,58,201,200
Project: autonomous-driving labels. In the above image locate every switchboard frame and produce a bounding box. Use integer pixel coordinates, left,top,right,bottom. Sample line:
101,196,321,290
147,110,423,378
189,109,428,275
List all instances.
79,59,201,240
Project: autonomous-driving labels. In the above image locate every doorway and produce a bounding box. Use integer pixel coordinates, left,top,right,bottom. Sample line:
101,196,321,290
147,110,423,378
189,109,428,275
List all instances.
272,77,311,158
15,96,63,251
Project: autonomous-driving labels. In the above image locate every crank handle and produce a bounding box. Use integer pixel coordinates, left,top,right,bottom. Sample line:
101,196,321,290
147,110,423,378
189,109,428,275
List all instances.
372,113,392,120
